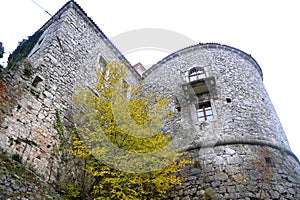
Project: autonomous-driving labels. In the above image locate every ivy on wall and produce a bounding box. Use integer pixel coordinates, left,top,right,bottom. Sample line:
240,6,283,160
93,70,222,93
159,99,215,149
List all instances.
7,30,43,70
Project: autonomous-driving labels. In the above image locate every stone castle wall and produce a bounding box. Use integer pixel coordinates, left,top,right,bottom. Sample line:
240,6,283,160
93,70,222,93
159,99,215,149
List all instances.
0,1,139,180
143,44,290,150
142,44,300,199
0,0,299,199
172,144,300,199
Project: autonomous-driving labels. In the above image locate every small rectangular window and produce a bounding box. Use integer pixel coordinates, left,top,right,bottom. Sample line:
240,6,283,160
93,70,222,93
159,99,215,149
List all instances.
32,75,43,87
196,102,213,122
265,157,275,167
226,98,232,103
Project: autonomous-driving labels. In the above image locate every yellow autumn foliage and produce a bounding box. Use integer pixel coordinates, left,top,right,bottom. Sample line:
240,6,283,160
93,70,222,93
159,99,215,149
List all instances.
71,62,191,199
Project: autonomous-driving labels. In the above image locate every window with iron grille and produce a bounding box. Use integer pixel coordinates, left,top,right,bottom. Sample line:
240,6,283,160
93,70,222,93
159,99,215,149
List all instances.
188,67,205,82
196,102,213,122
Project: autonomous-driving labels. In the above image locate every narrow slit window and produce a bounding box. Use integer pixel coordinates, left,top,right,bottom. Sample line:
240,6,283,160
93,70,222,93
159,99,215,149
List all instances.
99,56,107,74
56,36,64,53
38,37,44,45
122,79,129,97
174,97,181,112
196,102,213,122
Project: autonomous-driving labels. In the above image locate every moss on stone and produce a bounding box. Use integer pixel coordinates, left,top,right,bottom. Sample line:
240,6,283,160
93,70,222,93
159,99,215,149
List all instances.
204,187,216,200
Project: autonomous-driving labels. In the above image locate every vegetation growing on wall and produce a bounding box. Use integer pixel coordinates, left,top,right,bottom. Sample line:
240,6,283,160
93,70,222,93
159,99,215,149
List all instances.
7,30,43,70
0,80,11,126
54,110,65,142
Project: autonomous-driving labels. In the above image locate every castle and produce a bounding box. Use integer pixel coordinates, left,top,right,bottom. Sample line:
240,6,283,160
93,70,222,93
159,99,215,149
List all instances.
1,0,299,199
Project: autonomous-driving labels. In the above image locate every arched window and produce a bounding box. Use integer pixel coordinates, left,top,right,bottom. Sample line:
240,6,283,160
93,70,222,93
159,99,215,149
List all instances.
188,67,205,82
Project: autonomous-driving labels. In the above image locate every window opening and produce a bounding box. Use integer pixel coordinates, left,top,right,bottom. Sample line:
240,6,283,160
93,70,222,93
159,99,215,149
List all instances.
174,97,181,112
188,67,205,82
32,76,43,87
264,157,275,167
38,37,44,45
99,56,107,74
17,105,22,111
226,98,232,103
196,101,213,122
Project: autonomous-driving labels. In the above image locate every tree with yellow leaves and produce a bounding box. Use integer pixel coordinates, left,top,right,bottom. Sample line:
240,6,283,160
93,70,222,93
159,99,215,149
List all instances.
70,62,190,199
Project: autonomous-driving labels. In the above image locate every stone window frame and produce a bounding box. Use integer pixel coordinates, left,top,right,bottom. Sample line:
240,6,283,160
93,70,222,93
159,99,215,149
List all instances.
194,92,217,125
182,65,210,83
187,66,206,82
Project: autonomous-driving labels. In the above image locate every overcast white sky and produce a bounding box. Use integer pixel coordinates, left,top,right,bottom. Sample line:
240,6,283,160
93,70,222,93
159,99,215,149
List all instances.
0,0,299,159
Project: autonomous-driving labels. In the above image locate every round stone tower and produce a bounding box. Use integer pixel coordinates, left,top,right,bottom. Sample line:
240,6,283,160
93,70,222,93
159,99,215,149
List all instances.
143,43,300,199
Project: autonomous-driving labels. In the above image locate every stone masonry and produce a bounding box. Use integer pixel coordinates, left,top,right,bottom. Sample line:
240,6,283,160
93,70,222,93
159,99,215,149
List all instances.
0,0,299,199
0,1,139,181
143,44,300,199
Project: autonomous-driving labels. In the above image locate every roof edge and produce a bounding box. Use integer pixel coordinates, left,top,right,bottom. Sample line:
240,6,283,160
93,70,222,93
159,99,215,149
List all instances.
33,1,141,80
143,43,263,80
